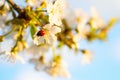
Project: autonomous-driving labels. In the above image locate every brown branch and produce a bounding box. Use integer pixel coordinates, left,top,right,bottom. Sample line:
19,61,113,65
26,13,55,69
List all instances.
6,0,24,14
6,0,31,20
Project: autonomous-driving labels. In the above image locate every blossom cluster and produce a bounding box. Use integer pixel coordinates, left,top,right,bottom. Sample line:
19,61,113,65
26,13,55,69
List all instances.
0,0,117,78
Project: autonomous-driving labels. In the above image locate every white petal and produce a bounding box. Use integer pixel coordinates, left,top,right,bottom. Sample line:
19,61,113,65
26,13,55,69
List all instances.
43,24,61,34
45,33,57,45
47,1,62,26
73,33,82,42
34,36,45,45
43,24,52,30
26,45,49,55
0,39,15,52
49,14,62,26
49,26,61,34
47,2,54,14
81,51,93,65
91,7,99,18
16,55,25,64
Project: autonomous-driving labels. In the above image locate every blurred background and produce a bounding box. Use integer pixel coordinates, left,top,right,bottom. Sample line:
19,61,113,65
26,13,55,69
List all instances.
0,0,120,80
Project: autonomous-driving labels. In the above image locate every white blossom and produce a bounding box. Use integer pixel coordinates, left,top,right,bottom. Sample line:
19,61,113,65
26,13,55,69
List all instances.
0,39,14,52
81,50,93,65
27,0,37,6
33,24,61,45
0,39,25,63
45,60,70,78
90,7,105,29
73,9,89,42
47,0,66,26
26,0,45,7
0,1,10,33
0,13,9,32
63,7,77,28
30,57,46,71
25,44,49,56
0,1,10,15
0,51,25,64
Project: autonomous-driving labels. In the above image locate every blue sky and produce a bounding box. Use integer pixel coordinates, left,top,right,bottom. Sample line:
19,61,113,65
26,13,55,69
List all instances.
0,0,120,80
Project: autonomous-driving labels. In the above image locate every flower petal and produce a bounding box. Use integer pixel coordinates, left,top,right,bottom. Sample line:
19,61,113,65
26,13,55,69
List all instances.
49,26,61,34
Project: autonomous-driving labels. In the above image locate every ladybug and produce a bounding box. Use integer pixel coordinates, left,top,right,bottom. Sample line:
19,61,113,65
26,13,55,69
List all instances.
37,30,45,36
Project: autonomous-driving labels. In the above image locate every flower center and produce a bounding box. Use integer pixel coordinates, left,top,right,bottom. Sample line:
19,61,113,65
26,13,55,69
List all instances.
37,30,45,36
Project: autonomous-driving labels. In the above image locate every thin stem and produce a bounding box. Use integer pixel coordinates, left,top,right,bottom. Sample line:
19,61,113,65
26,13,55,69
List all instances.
52,45,57,60
3,27,16,37
3,29,13,37
35,9,47,12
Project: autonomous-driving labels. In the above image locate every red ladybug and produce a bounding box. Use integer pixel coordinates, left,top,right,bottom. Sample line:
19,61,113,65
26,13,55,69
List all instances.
37,30,45,36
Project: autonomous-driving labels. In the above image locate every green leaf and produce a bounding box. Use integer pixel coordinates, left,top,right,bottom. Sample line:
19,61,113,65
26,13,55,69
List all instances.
30,25,37,39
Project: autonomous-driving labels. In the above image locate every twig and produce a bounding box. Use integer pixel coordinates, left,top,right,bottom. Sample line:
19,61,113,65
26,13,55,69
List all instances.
6,0,24,14
6,0,31,20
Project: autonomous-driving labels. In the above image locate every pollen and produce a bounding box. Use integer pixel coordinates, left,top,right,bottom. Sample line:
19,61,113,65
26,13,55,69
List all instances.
37,30,45,36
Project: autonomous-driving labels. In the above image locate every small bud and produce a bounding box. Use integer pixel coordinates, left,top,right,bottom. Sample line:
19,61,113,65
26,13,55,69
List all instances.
0,36,4,42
